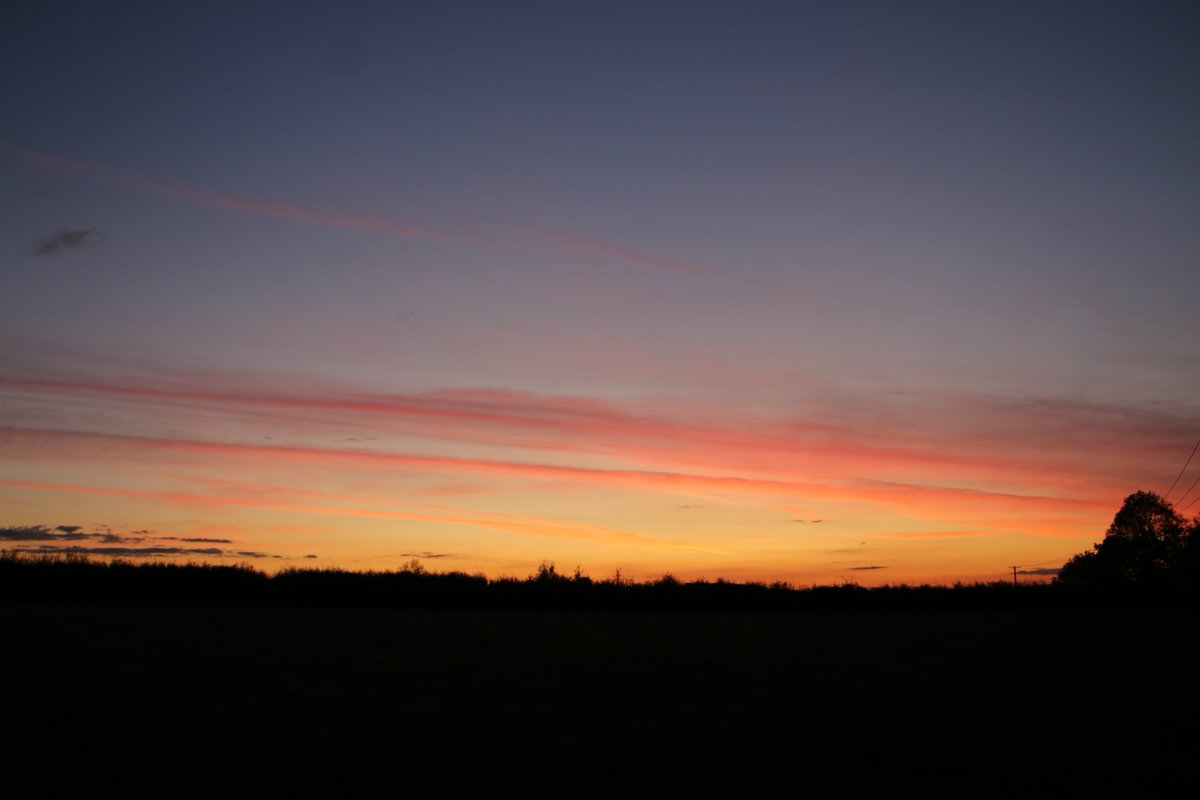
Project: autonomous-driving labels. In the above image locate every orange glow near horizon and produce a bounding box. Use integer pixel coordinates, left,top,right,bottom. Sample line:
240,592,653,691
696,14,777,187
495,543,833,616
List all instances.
1,359,1183,585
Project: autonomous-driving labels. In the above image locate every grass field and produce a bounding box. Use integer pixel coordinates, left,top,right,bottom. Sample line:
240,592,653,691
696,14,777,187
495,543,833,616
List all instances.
3,603,1193,795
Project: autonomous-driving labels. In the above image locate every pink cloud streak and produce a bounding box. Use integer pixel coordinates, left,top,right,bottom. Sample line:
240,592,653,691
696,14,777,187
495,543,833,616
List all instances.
19,147,468,244
15,147,716,278
1,426,1113,524
0,373,1173,501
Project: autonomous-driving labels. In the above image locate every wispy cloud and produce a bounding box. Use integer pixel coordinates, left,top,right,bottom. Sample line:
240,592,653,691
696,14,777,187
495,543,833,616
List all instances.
0,475,723,553
10,544,228,557
19,148,462,245
15,147,721,279
30,227,102,256
0,372,1166,504
9,545,283,559
0,524,283,559
2,524,129,543
161,536,234,543
1,425,1113,524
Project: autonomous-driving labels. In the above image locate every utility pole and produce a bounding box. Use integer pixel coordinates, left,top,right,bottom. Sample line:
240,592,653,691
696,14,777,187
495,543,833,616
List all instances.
1008,565,1019,587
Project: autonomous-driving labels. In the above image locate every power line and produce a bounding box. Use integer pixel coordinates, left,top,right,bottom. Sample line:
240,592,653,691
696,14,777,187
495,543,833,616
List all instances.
1174,472,1200,508
1017,553,1080,569
1164,436,1200,501
1004,550,1089,585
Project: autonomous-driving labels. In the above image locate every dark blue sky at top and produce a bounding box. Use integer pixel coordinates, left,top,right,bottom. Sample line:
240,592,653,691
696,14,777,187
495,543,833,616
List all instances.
9,2,1198,198
2,1,1198,407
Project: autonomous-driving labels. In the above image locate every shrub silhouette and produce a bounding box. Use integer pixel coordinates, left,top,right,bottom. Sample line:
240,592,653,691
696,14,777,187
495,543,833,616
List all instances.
1057,491,1199,589
533,560,566,582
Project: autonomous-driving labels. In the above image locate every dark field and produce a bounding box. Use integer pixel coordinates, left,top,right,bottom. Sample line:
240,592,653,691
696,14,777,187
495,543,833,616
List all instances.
4,604,1194,795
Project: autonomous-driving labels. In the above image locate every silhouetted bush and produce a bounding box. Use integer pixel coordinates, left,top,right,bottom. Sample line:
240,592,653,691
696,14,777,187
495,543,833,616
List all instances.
1057,491,1200,594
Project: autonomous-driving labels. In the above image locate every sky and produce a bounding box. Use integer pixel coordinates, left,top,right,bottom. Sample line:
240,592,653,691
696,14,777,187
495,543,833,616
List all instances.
2,0,1198,584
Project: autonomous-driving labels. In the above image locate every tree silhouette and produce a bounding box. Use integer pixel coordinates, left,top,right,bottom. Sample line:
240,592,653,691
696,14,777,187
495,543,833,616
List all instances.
1057,491,1198,588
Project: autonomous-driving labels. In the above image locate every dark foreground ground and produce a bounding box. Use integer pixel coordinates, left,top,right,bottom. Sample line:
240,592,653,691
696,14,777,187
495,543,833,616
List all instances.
3,604,1194,795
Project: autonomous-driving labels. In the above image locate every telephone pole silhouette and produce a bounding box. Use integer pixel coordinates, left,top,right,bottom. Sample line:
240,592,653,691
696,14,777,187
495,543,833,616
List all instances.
1008,565,1019,587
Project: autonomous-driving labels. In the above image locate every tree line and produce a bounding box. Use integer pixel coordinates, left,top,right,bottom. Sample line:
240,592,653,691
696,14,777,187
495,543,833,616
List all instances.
3,490,1195,610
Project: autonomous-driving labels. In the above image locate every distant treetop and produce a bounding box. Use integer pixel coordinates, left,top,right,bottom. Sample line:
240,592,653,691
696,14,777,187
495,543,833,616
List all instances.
1056,491,1198,589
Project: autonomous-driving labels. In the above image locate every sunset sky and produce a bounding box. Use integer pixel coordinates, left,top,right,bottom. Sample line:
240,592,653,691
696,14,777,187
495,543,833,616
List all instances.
2,1,1198,584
